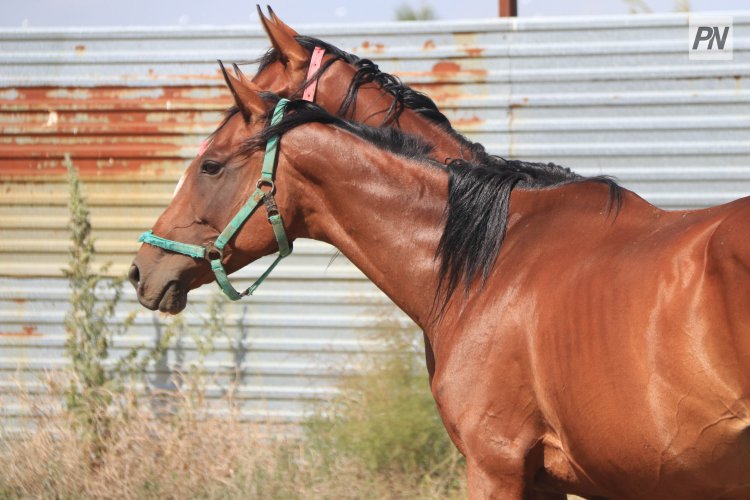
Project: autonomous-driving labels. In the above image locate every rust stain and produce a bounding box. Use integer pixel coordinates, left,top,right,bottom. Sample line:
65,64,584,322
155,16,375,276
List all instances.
508,96,528,110
121,72,222,83
74,44,86,54
464,47,484,57
355,40,384,54
0,145,186,179
432,61,462,73
401,62,488,81
0,325,42,337
0,85,234,180
1,86,231,112
423,39,436,50
451,115,484,128
0,156,186,182
12,298,27,305
2,110,223,135
409,82,461,102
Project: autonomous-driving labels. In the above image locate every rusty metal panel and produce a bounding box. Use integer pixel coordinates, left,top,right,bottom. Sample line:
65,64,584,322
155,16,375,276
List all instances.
1,13,749,428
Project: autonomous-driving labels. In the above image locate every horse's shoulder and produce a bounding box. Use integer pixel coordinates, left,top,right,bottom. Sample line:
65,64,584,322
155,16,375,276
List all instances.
703,196,750,271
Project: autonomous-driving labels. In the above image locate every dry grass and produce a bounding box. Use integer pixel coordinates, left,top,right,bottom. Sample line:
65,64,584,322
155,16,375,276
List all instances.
0,375,465,500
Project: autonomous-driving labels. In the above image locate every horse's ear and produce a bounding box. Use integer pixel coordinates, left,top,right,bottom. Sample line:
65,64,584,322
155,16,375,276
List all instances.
256,4,307,71
266,6,299,38
218,60,266,123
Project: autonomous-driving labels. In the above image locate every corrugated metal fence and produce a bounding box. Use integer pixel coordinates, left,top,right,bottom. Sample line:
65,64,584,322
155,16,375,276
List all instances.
1,13,749,429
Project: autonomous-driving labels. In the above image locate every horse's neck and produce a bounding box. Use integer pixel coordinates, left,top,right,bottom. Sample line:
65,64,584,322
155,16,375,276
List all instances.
316,70,471,163
285,126,447,329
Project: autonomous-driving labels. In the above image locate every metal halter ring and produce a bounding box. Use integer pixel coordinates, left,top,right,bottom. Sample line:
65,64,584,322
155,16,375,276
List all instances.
256,179,276,194
204,242,224,261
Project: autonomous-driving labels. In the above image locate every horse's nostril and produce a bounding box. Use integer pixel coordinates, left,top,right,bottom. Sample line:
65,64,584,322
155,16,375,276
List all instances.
128,263,140,290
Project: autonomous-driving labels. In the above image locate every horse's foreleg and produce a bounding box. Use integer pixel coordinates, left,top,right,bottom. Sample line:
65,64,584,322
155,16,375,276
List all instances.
463,430,570,500
466,457,526,499
464,438,549,499
467,459,567,500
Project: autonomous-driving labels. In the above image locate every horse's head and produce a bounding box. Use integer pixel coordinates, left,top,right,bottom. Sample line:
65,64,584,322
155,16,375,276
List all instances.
251,8,365,111
251,8,461,163
129,65,300,313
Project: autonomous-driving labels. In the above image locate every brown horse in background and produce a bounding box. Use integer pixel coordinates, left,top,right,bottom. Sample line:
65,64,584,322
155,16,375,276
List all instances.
252,8,578,180
130,63,750,497
252,6,473,164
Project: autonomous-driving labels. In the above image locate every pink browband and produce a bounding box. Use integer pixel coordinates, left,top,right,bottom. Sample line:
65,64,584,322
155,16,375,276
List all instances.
302,46,326,102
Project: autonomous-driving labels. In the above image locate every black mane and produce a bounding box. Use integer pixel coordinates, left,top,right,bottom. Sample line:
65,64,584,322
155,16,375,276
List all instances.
239,97,621,312
436,162,619,309
256,35,450,127
254,35,586,186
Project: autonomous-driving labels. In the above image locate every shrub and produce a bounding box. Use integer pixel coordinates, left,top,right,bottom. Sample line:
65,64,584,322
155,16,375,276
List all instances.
305,318,465,496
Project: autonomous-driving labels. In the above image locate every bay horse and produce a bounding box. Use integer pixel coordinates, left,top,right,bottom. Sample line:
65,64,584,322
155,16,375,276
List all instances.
129,69,750,498
251,7,579,183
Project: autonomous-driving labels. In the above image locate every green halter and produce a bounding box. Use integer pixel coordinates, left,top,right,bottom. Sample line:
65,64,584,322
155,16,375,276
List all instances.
137,99,292,300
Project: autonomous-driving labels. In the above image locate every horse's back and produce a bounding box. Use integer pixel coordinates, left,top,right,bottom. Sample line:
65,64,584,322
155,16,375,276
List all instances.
442,186,750,497
520,189,750,497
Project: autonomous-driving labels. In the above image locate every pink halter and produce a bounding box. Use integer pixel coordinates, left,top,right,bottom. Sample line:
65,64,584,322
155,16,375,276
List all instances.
302,46,326,102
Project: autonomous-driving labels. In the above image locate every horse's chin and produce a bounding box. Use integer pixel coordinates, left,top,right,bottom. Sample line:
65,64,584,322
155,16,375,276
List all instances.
138,280,188,314
159,281,188,314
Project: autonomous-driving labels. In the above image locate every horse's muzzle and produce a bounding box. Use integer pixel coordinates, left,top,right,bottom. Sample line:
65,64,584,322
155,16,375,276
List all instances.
128,260,188,314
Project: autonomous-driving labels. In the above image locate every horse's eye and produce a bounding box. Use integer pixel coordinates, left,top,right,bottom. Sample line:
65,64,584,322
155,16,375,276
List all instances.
201,160,223,175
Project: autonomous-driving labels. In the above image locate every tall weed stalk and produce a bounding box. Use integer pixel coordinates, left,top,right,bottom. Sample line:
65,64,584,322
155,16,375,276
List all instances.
63,156,172,462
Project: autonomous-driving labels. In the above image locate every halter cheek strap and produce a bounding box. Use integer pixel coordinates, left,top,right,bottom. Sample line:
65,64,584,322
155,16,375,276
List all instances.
302,46,326,102
138,98,292,300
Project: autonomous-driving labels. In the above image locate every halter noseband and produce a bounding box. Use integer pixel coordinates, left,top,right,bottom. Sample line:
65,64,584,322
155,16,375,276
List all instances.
137,98,292,300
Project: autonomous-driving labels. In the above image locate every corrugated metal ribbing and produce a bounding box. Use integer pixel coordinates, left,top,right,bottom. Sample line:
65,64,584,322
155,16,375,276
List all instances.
1,14,749,427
